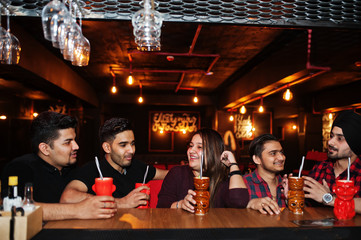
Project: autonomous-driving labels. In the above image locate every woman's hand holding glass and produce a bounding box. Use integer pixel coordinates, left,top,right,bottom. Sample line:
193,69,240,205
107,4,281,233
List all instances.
176,189,197,213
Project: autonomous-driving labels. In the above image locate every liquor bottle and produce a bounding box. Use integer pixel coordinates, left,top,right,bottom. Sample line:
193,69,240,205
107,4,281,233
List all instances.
3,176,22,211
22,182,35,212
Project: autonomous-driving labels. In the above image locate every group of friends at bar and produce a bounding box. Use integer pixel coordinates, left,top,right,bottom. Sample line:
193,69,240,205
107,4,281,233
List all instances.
1,110,361,221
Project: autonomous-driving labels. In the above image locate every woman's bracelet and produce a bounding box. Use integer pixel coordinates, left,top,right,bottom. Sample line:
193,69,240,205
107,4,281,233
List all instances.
229,170,242,176
229,163,238,167
176,200,179,209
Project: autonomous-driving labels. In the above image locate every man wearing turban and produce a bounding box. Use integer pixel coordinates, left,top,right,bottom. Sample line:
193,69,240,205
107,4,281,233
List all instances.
303,110,361,214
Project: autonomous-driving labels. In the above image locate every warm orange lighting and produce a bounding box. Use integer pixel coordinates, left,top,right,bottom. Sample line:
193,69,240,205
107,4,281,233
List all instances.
127,75,134,85
111,86,117,94
229,115,234,121
110,72,117,94
252,127,255,131
292,125,297,130
160,129,164,134
33,112,39,118
138,96,143,103
283,88,293,101
259,97,264,113
0,115,7,120
193,89,198,103
182,129,186,134
328,113,333,120
240,105,246,114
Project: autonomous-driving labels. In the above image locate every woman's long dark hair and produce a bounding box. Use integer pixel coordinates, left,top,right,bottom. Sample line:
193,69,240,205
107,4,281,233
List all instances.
191,128,227,207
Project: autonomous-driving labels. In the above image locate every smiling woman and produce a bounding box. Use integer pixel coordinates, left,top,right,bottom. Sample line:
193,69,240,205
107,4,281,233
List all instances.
157,128,249,211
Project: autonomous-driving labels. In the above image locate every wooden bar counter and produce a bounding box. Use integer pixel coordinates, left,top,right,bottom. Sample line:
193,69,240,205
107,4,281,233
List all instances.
33,207,361,240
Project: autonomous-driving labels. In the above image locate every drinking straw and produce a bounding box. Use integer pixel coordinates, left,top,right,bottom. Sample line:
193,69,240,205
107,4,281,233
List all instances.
200,152,203,179
347,157,351,181
95,156,103,180
143,165,149,184
298,156,305,178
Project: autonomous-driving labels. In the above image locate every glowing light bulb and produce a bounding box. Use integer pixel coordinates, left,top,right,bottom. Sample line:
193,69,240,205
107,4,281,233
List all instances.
127,75,134,85
138,96,143,103
111,86,117,94
259,105,264,113
182,129,186,134
229,115,234,121
33,112,39,118
160,129,164,134
328,113,333,120
292,125,297,130
0,115,7,120
240,105,246,114
283,88,293,101
193,96,198,103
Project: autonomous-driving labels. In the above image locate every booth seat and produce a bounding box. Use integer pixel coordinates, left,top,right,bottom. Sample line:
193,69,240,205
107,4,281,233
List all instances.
148,179,163,208
153,164,167,170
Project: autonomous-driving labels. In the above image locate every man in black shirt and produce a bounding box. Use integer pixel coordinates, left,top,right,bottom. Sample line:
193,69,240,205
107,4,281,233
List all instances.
1,111,116,220
61,117,168,208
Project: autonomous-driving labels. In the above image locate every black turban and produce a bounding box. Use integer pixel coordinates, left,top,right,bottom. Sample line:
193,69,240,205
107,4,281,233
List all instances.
332,110,361,156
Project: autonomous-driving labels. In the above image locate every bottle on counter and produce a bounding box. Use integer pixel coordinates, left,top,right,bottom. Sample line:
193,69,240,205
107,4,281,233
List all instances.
3,176,23,211
22,182,35,212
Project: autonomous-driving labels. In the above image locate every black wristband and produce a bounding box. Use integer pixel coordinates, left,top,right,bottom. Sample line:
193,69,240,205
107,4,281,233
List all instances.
229,163,238,167
229,170,242,176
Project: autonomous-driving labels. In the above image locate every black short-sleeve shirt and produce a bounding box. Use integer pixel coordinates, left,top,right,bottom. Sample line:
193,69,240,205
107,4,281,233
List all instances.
72,158,156,198
1,153,76,203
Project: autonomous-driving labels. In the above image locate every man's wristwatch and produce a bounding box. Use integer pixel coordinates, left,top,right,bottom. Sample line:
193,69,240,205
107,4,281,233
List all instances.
322,193,333,204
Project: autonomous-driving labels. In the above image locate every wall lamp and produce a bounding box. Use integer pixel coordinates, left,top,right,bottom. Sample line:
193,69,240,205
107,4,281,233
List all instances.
110,67,117,94
258,97,264,113
239,105,246,114
227,109,236,122
283,85,293,101
193,89,198,103
138,82,143,103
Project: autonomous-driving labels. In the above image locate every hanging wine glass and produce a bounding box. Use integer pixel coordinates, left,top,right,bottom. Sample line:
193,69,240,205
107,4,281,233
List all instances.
62,19,82,61
71,5,90,67
57,14,73,52
41,0,69,41
0,4,10,61
50,10,71,48
41,0,91,66
72,35,90,66
3,33,20,64
2,10,21,64
57,0,75,52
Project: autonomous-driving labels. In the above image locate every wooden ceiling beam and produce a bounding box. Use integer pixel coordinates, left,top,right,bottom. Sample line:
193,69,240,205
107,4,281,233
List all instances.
12,22,99,107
